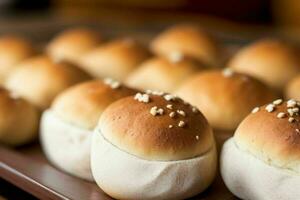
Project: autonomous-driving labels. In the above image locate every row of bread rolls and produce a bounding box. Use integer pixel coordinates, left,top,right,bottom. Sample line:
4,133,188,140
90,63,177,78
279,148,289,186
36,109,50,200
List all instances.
0,24,298,199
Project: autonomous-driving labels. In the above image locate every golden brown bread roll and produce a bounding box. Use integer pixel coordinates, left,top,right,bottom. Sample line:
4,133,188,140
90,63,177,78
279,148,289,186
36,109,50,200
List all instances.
176,69,278,131
151,24,221,67
46,28,102,64
40,79,137,180
79,38,150,80
0,36,35,83
5,55,90,110
221,99,300,199
0,88,39,146
91,92,217,199
285,74,300,101
228,39,300,91
125,56,205,93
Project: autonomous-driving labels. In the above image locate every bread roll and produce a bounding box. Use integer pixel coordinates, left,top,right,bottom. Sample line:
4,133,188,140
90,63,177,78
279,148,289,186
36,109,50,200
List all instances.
47,28,102,64
228,39,300,91
0,88,39,146
176,69,278,131
0,36,35,83
125,56,205,92
79,38,149,80
40,79,137,180
5,56,90,110
91,92,217,199
221,99,300,200
151,24,221,67
285,74,300,101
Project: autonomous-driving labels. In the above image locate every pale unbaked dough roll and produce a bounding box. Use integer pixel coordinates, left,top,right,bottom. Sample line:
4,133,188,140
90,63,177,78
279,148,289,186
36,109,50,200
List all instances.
91,92,217,199
221,99,300,200
40,80,137,180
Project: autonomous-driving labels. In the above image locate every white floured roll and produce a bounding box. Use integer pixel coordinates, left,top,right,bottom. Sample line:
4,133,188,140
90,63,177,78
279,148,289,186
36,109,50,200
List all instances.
91,130,217,200
40,110,93,180
221,138,300,200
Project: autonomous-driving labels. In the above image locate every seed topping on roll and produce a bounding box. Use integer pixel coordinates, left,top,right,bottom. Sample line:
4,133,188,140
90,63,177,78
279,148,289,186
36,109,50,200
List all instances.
103,78,121,89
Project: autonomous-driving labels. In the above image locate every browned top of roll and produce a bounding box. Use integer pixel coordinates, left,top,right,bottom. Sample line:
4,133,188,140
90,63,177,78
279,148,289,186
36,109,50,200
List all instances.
52,79,138,130
5,55,90,110
98,92,215,161
234,99,300,172
176,69,278,131
151,24,221,67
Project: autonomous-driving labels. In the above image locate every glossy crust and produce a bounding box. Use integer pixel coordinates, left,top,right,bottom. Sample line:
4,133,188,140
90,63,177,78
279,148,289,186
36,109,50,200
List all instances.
285,75,300,101
79,38,150,80
125,57,204,92
5,56,90,110
98,94,215,161
234,101,300,173
47,28,102,64
151,24,221,67
176,70,278,131
0,36,35,82
228,39,300,91
52,80,138,130
0,88,39,146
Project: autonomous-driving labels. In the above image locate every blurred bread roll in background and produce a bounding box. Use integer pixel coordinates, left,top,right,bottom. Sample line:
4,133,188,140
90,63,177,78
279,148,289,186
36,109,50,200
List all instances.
285,74,300,100
0,88,39,146
0,36,35,83
176,69,278,132
41,79,137,180
5,56,90,110
151,24,221,67
46,28,102,65
91,93,217,199
125,56,205,92
221,100,300,200
228,39,300,91
79,38,150,80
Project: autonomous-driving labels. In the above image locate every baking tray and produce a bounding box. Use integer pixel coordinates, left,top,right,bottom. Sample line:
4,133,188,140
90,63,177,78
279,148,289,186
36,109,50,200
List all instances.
0,131,237,200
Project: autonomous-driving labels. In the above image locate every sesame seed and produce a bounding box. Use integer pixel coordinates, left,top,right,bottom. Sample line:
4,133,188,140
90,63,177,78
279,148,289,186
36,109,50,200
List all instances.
292,107,299,113
157,108,164,115
145,90,152,94
252,107,260,113
169,112,176,118
196,135,199,140
104,78,121,89
265,104,275,112
169,125,173,129
288,117,295,123
166,104,173,109
150,106,158,116
169,51,184,63
164,94,176,101
273,99,283,105
296,129,300,133
277,112,286,118
178,121,186,127
222,68,234,77
177,110,186,117
152,90,164,96
192,107,199,113
287,99,297,108
134,93,150,103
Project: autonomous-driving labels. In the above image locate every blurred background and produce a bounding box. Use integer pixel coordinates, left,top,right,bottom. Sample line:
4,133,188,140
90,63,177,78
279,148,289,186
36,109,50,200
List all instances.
0,0,300,44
